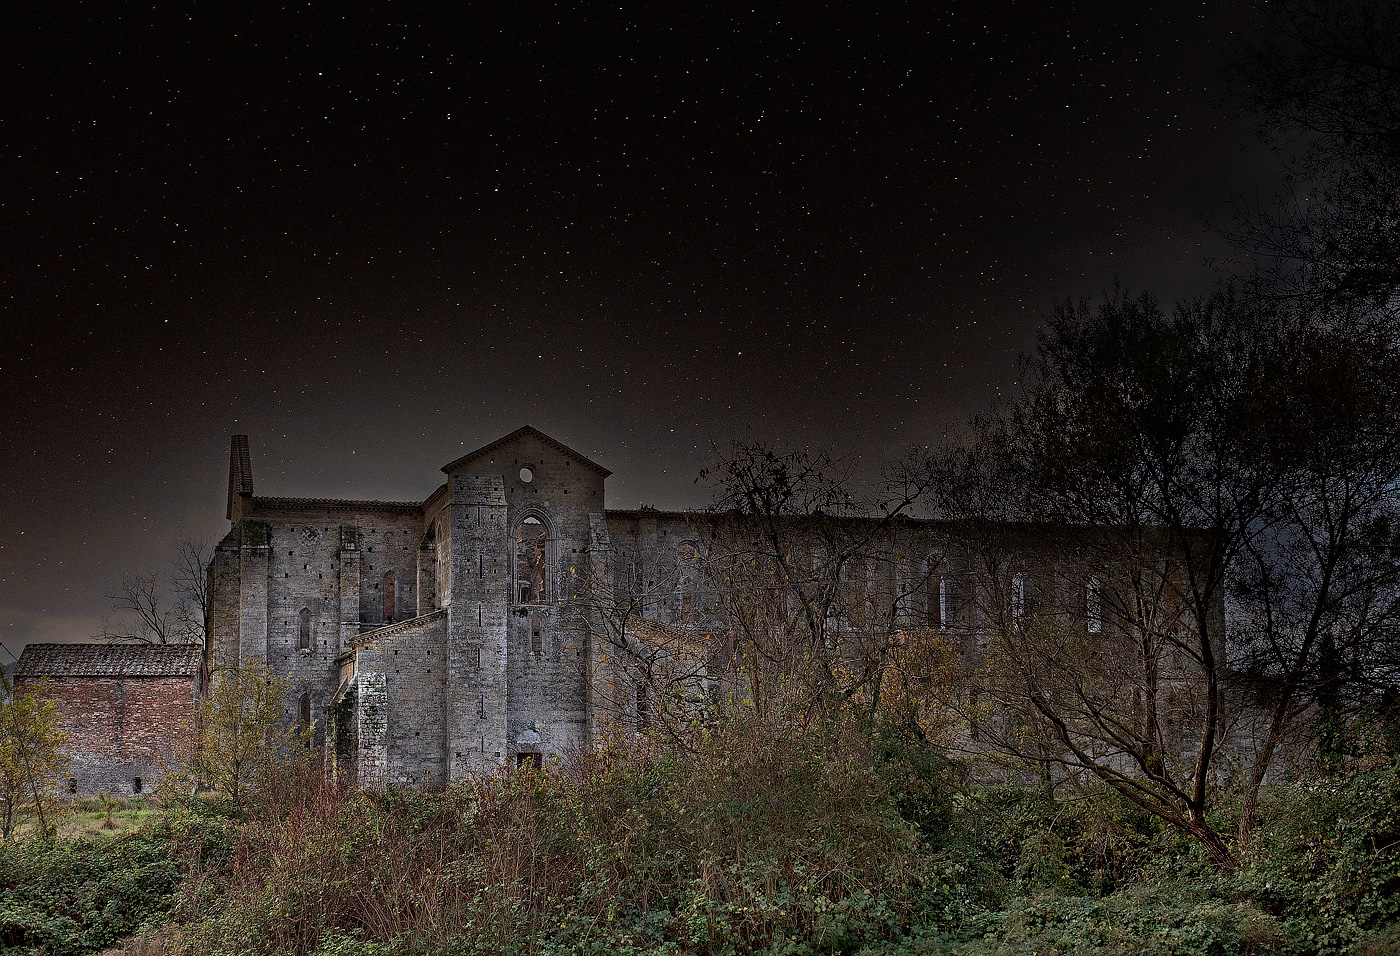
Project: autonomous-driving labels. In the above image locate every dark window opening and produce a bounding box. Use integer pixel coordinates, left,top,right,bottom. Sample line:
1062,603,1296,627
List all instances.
298,608,311,650
926,573,943,628
384,571,396,623
516,752,542,770
133,777,143,794
531,614,543,654
299,692,311,729
67,778,77,794
636,684,650,731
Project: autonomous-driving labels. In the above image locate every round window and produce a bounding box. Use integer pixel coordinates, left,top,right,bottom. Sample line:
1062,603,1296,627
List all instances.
519,466,535,483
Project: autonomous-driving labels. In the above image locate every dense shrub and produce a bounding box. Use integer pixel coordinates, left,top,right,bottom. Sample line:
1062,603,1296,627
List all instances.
88,747,1400,956
0,806,229,956
1232,763,1400,955
150,715,926,955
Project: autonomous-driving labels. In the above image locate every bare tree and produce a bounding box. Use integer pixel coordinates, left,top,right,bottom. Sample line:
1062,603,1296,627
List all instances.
574,442,942,743
96,537,212,646
575,565,723,749
696,441,937,730
930,286,1400,868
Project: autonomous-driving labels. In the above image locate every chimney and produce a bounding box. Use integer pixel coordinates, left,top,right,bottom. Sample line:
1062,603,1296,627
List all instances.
226,435,253,521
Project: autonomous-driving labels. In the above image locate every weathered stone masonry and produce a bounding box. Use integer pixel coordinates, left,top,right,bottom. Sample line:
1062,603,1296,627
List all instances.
204,425,996,787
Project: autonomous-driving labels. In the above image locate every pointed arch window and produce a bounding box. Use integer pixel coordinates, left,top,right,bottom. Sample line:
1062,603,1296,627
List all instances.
926,563,945,629
299,692,311,729
298,608,311,650
515,516,547,603
384,571,396,623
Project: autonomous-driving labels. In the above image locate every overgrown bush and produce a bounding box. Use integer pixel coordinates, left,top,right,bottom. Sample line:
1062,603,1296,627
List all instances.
146,714,925,955
0,805,229,956
103,745,1400,956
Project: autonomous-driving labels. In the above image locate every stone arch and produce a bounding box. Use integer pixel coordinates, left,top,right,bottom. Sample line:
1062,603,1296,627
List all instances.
513,510,553,604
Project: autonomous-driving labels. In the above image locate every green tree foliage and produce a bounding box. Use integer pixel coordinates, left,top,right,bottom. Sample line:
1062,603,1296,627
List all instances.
0,679,70,841
164,657,309,810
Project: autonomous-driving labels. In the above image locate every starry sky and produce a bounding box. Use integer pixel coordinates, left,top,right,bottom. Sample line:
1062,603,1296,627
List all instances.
0,1,1273,656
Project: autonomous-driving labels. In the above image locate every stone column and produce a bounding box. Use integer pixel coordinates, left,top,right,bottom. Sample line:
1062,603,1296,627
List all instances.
237,520,271,663
339,525,361,654
446,474,509,780
416,544,436,615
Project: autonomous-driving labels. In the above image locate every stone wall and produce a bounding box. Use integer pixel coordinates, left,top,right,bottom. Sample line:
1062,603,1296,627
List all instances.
210,501,429,748
348,610,449,786
445,430,608,768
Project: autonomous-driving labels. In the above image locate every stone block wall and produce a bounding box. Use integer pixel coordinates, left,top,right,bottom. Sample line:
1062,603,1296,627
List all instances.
446,474,510,778
349,611,449,786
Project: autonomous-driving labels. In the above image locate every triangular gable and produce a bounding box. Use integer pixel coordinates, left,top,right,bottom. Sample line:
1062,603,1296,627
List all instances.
440,425,612,477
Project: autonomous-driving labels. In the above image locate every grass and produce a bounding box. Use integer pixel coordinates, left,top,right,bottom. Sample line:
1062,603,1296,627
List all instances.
4,796,158,842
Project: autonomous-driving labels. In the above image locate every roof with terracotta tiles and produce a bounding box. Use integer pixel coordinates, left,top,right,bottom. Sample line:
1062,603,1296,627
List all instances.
14,643,203,678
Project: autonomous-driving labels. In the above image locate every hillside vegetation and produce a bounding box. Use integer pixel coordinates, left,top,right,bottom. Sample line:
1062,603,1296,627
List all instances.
0,713,1396,956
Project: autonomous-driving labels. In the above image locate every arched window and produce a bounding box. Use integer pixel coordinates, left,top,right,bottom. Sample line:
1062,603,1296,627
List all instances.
384,571,396,623
299,692,311,729
298,608,311,650
515,516,547,603
926,566,944,629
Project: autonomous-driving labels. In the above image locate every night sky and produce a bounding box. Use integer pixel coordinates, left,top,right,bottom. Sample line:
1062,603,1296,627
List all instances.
1,1,1272,656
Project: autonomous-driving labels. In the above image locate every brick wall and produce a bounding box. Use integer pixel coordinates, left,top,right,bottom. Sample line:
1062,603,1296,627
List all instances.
18,674,197,797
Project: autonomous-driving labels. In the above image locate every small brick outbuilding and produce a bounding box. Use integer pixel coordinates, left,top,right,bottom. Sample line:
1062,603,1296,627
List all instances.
13,643,205,797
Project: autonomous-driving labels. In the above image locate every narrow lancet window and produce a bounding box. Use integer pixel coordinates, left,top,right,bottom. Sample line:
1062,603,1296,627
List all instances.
298,608,311,650
927,572,943,628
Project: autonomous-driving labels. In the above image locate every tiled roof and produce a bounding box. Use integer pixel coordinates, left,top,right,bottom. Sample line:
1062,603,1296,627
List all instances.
14,643,203,679
251,496,424,513
628,618,716,659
